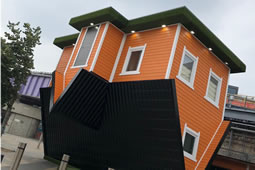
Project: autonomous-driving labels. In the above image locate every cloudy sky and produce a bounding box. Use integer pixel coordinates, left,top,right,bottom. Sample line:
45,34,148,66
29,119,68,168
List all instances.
1,0,255,96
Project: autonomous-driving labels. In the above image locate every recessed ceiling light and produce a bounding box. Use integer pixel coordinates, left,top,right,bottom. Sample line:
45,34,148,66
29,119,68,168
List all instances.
162,24,166,28
131,30,135,33
95,26,99,29
190,30,195,34
90,23,94,26
225,62,229,65
208,48,212,51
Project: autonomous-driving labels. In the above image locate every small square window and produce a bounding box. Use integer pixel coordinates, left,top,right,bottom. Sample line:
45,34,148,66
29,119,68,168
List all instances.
120,44,146,75
183,133,195,154
182,124,200,162
204,69,222,107
177,47,198,89
126,50,142,71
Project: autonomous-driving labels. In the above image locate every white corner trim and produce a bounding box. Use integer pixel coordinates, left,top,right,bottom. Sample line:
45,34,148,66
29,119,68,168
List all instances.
194,120,223,170
165,23,181,79
222,70,230,121
204,69,223,108
120,44,147,75
176,46,199,90
90,22,109,71
182,123,200,162
63,27,84,89
109,34,127,82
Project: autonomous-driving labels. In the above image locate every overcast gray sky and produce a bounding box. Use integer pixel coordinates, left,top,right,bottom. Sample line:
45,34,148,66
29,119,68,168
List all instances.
1,0,255,96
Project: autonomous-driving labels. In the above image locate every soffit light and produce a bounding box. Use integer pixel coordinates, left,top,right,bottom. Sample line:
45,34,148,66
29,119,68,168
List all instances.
208,48,212,51
90,23,94,26
162,24,166,28
190,30,195,35
131,30,135,33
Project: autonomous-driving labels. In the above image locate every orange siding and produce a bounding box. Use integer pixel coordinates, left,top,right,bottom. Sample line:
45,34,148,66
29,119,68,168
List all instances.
113,25,178,82
93,24,124,80
54,71,64,103
56,46,74,74
65,24,106,88
170,26,229,169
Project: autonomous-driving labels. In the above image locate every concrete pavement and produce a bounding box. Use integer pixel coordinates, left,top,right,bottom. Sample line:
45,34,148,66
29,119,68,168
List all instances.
1,133,57,170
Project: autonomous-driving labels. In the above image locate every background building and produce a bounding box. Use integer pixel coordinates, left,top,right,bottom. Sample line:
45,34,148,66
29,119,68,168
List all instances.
2,72,51,139
212,86,255,170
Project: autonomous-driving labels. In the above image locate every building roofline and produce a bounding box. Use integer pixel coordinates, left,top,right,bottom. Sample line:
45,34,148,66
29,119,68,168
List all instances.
53,6,246,73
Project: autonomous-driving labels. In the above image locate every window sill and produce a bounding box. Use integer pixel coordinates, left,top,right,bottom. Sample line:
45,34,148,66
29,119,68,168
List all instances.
71,64,88,69
119,71,140,76
176,75,194,90
184,151,197,162
204,96,219,109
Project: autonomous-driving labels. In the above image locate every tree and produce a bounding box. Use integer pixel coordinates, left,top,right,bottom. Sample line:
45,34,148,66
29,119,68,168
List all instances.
1,21,41,134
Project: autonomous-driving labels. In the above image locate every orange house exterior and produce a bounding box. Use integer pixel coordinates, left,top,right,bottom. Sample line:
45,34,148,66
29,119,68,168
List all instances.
44,7,246,170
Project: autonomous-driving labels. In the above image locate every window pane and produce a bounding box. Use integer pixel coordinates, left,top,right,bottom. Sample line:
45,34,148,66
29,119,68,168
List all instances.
184,133,195,155
126,50,142,71
180,54,194,82
208,76,218,101
74,26,98,66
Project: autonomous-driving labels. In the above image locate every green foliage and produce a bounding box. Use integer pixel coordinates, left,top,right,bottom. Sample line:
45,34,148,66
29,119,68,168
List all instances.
1,21,41,108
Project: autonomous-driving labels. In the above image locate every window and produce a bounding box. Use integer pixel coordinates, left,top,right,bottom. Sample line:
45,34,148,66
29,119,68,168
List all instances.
177,47,198,89
204,69,222,107
120,44,146,75
73,25,99,67
182,124,200,161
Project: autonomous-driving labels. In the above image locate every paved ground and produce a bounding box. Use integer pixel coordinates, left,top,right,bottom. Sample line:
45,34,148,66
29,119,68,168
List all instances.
1,133,57,170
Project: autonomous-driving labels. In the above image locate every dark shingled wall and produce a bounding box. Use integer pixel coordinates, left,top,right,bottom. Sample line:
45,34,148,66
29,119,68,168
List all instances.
41,69,185,170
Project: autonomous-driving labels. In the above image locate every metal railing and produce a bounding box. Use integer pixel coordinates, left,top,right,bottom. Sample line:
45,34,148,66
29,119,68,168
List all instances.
226,94,255,110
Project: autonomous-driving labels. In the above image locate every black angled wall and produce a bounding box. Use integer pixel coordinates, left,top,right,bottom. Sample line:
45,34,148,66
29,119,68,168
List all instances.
40,69,185,170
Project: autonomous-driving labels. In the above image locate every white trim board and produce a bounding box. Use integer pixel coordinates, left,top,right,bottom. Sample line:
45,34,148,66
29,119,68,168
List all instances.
222,70,230,121
165,24,181,79
109,34,126,82
63,27,84,89
90,22,109,71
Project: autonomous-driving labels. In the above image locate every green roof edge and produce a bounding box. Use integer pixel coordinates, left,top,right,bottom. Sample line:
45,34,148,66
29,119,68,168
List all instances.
54,6,246,73
53,33,79,49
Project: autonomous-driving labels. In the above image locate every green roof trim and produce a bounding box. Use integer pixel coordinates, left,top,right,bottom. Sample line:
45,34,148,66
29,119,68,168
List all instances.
53,33,79,49
69,7,128,31
54,6,245,73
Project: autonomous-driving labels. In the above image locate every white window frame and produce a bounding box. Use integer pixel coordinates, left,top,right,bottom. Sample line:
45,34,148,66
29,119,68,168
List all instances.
182,123,200,162
204,69,222,108
176,46,198,90
120,44,147,75
71,24,101,68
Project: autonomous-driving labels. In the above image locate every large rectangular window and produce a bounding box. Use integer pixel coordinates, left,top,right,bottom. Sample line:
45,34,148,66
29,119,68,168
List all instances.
204,69,222,107
73,26,99,67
